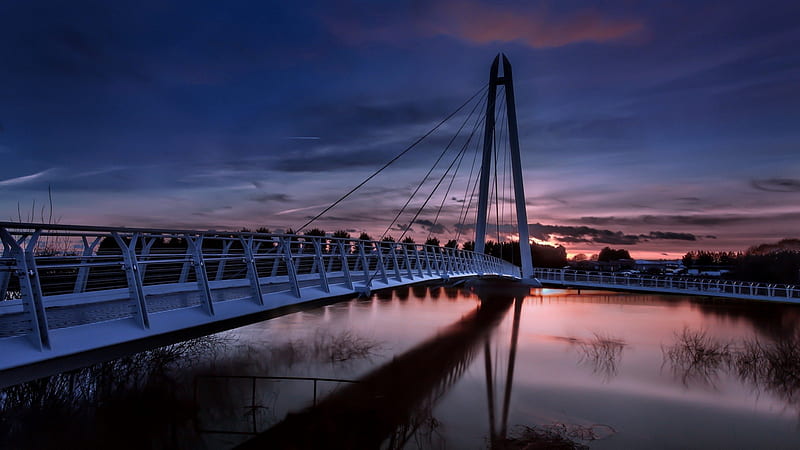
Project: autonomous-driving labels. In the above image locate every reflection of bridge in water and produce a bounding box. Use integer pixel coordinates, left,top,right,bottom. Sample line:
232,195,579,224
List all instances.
235,281,528,449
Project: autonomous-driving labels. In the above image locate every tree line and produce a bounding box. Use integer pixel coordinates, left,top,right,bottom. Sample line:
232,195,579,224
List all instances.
681,239,800,284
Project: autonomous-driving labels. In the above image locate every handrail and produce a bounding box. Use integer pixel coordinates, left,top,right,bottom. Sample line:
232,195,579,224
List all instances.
0,222,520,353
532,268,800,301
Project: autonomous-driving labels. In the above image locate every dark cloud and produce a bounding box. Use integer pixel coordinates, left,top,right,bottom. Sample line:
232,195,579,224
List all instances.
643,231,696,241
250,193,291,203
0,0,798,247
579,212,800,227
751,178,800,193
414,219,447,235
458,222,701,246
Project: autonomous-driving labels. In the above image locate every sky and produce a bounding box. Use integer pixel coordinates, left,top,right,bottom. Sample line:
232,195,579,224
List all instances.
1,0,799,259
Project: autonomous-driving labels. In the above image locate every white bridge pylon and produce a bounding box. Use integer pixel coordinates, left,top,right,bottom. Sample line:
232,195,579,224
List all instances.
474,54,535,280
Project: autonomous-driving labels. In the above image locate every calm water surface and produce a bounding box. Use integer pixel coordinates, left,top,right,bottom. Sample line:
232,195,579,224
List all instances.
5,284,800,449
204,284,800,449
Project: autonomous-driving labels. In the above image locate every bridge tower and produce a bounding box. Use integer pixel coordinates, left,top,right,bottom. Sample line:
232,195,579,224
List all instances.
475,54,535,279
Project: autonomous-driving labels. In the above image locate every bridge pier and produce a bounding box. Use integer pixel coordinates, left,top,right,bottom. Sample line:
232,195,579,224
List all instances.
474,55,537,282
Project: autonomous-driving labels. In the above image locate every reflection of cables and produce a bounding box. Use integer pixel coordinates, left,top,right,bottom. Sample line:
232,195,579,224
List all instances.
296,84,488,233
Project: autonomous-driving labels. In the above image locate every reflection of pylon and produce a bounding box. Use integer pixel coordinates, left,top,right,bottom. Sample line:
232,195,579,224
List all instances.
485,296,523,444
474,54,534,279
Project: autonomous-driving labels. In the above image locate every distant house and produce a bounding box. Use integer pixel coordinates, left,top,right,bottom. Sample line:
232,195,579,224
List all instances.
633,259,683,274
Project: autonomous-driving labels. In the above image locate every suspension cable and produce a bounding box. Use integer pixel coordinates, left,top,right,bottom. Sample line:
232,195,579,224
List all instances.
454,86,505,245
453,113,485,244
295,84,488,233
376,87,488,243
425,113,486,243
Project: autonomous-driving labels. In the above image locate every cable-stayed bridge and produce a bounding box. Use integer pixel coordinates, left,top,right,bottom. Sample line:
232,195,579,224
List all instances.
1,54,797,389
0,54,537,386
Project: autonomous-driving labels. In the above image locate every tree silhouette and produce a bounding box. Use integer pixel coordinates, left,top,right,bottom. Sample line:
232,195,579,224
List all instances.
425,237,440,247
598,247,631,262
333,230,351,239
304,228,326,237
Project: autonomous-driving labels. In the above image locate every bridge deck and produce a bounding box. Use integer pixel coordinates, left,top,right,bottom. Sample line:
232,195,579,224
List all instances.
0,222,520,388
534,268,800,304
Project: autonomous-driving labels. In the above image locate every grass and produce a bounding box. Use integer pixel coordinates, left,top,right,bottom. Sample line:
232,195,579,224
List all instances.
662,327,732,385
0,327,383,448
575,332,627,379
497,422,617,449
664,327,800,413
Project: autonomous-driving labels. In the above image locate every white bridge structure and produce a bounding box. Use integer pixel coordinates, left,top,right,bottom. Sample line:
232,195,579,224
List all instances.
2,54,794,389
533,268,800,303
0,222,519,387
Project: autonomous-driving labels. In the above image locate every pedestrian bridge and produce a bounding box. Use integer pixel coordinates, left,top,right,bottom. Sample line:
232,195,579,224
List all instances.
0,222,520,388
534,268,800,304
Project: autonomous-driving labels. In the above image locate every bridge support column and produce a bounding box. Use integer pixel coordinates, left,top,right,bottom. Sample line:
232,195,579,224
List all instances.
474,54,534,279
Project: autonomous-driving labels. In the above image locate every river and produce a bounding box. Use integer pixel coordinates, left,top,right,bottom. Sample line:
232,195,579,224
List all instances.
3,283,800,449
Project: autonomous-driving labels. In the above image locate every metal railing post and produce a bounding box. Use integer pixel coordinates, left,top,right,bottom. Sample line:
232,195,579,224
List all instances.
374,244,389,284
187,236,215,316
0,240,11,301
137,236,157,280
112,232,150,329
402,245,415,280
240,237,264,305
73,235,101,294
357,241,371,288
0,228,50,350
429,247,442,276
283,238,301,298
389,245,403,281
413,246,425,278
337,241,354,289
312,238,330,293
215,240,234,281
178,243,193,283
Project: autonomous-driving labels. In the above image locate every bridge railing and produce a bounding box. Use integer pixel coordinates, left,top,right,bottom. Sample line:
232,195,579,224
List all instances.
533,268,800,301
0,222,519,349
